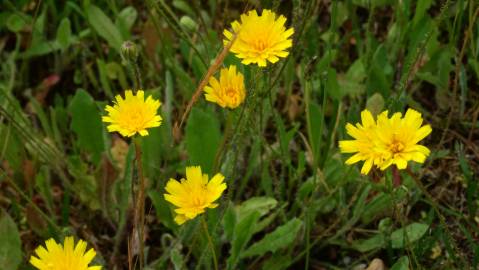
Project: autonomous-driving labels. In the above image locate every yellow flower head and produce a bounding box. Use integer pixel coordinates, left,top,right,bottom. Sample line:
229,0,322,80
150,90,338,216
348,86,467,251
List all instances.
224,9,294,67
164,166,226,225
339,108,432,174
375,109,432,170
30,236,101,270
102,90,162,137
204,65,246,109
339,109,384,174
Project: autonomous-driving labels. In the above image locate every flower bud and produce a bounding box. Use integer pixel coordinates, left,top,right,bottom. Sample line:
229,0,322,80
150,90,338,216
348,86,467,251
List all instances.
120,41,139,64
180,16,198,32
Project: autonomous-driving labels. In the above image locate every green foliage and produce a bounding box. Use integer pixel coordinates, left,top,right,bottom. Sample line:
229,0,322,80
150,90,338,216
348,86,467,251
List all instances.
227,211,260,270
85,4,125,53
241,218,302,258
0,0,478,269
0,211,22,270
56,18,73,50
391,256,410,270
353,222,430,252
68,89,105,164
391,223,430,249
185,107,221,174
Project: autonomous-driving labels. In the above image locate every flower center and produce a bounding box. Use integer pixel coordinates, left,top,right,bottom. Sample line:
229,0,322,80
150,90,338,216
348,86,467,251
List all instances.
225,89,238,104
192,185,208,207
193,196,203,206
128,109,144,127
253,38,268,51
389,140,405,154
226,89,236,97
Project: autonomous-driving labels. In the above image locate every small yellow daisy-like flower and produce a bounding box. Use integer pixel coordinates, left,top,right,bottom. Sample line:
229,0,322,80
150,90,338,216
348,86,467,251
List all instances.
375,109,432,170
223,9,294,67
164,166,226,225
102,90,162,137
339,109,384,174
204,65,246,109
30,236,101,270
339,108,432,174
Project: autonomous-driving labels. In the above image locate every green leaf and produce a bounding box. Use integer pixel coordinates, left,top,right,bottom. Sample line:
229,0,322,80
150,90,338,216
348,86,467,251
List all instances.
6,13,29,32
337,59,366,98
413,0,433,26
0,124,24,171
367,45,393,97
391,223,429,248
172,0,196,17
325,68,342,100
148,190,175,230
352,234,385,252
297,178,315,201
360,192,392,225
366,93,385,117
307,101,322,159
261,254,292,270
391,256,410,270
68,89,105,164
170,247,185,270
227,211,261,270
0,211,22,270
241,218,303,258
96,59,113,97
113,144,135,225
68,156,100,210
56,18,72,50
21,41,60,58
237,197,277,220
116,6,137,39
185,107,221,174
86,4,124,53
105,62,128,91
223,202,236,241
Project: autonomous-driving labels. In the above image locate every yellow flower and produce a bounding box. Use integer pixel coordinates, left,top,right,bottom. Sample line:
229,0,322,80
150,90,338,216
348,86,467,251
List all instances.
339,109,384,174
339,108,432,174
102,90,162,137
204,65,246,109
223,9,294,67
375,109,432,170
164,166,226,225
30,237,101,270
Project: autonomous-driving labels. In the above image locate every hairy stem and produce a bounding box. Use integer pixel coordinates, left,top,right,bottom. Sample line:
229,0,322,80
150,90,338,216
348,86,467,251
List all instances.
201,216,218,270
133,139,146,269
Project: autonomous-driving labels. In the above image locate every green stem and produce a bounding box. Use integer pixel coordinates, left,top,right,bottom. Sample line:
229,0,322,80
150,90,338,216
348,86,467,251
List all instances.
201,216,218,270
132,60,143,91
212,110,234,173
134,138,146,270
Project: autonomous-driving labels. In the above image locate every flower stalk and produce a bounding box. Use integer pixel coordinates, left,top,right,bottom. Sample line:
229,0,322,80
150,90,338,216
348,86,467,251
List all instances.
202,216,218,270
133,138,146,269
392,166,401,188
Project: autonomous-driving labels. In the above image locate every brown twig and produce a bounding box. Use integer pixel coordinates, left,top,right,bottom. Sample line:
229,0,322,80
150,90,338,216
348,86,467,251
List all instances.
174,32,238,137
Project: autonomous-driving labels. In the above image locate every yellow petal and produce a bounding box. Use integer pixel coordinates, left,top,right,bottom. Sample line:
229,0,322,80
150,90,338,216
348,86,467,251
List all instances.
360,159,373,174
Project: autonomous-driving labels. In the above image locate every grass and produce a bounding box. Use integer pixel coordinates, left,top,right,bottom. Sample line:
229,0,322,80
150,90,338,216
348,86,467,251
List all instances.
0,0,478,269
